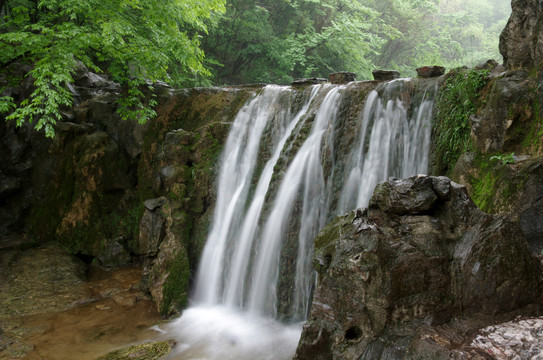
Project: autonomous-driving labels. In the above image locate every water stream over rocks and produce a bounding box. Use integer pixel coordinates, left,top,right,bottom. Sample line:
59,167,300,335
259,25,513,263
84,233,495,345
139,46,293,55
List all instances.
162,78,438,359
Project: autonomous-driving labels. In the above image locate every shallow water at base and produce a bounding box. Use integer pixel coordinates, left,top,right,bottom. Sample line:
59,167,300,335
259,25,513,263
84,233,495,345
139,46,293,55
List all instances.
0,257,162,360
162,306,302,360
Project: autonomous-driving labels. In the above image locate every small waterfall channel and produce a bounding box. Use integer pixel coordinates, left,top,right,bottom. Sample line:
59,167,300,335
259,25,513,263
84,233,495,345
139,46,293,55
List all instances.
164,79,438,359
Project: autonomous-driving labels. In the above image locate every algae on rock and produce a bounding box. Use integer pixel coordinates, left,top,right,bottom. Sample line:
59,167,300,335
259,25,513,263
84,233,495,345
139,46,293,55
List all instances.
96,341,174,360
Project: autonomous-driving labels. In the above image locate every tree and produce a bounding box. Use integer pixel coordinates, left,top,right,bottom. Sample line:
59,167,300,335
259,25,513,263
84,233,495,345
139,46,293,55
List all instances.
369,0,510,75
201,0,385,85
0,0,224,137
202,0,511,83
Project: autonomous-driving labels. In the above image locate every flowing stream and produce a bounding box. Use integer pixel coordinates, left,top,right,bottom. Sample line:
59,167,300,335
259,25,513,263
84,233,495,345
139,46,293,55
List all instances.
164,79,438,359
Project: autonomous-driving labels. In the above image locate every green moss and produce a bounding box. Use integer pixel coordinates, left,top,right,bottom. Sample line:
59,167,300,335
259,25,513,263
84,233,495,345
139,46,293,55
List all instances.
313,212,355,278
521,100,543,151
471,171,496,212
160,248,191,316
96,341,173,360
469,154,526,213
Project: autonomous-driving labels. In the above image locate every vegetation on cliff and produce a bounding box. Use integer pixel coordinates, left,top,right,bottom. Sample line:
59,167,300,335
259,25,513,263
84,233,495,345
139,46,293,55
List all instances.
0,0,225,136
433,67,490,174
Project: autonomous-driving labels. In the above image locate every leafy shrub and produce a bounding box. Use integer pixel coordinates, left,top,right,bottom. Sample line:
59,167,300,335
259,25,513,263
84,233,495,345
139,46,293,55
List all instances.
433,68,489,173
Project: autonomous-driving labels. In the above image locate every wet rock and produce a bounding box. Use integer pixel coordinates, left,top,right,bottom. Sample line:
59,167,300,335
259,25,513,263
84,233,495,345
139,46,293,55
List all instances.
0,120,33,236
416,66,446,78
499,0,543,70
0,174,21,198
469,317,543,359
0,243,88,318
97,239,132,267
143,197,168,212
139,198,190,315
475,59,500,72
453,155,543,254
72,62,121,99
295,175,541,360
292,78,328,86
372,70,400,81
369,175,438,215
54,131,132,249
470,70,537,153
329,72,356,84
431,176,452,200
139,197,168,256
54,121,95,135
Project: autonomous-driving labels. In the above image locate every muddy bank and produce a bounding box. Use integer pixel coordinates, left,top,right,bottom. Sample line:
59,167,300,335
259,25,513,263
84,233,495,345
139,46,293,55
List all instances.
0,242,162,359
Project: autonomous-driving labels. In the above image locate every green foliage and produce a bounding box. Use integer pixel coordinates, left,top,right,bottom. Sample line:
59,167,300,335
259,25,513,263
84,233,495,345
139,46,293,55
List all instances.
202,0,510,84
434,68,489,174
490,152,515,165
0,0,225,137
202,0,384,84
372,0,509,76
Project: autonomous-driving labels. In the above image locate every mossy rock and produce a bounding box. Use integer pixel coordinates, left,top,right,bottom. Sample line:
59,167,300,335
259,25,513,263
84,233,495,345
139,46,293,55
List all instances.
453,153,543,252
96,341,174,360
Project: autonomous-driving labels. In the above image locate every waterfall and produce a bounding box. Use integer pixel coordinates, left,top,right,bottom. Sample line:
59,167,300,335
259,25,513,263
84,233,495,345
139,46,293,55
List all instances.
338,79,435,213
164,79,438,360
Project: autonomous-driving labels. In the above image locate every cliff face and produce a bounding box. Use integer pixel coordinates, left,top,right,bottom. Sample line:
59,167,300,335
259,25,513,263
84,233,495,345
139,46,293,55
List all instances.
450,0,543,254
0,67,258,315
295,176,541,359
499,0,543,70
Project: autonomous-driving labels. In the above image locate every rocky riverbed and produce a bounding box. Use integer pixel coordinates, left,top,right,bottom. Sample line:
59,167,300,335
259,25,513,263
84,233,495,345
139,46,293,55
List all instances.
0,240,162,360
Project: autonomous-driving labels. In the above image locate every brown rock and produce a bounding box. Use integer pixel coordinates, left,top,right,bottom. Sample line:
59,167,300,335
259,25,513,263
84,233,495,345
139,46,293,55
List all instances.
329,72,356,84
372,70,400,81
416,66,446,78
499,0,543,70
295,175,541,360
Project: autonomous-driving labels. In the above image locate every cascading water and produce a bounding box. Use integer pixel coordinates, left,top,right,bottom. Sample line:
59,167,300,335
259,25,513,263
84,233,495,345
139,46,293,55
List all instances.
164,78,438,359
338,79,435,213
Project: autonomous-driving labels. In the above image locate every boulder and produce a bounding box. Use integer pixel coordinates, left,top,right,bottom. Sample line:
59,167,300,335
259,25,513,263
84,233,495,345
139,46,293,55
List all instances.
295,175,541,360
467,317,543,358
372,70,400,81
416,66,445,78
453,155,543,254
329,72,356,84
138,197,168,256
499,0,543,70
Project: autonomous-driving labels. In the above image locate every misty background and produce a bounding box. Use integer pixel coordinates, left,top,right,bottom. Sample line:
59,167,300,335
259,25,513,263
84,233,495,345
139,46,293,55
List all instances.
199,0,511,85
